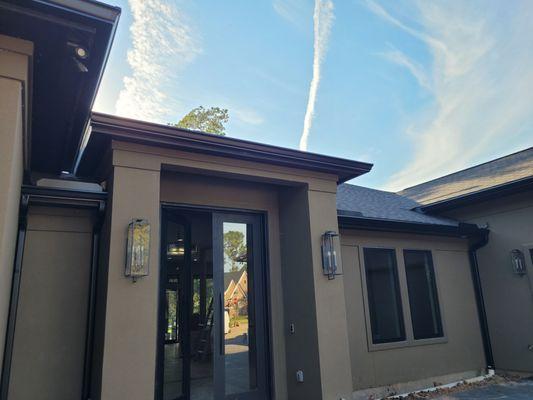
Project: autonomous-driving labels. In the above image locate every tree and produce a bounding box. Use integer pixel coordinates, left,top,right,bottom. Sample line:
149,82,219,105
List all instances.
175,106,229,135
223,230,246,272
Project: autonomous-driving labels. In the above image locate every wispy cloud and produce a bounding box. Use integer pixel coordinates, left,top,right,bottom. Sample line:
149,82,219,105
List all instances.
299,0,335,151
379,46,431,90
365,1,533,191
273,0,310,29
232,107,264,126
115,0,201,123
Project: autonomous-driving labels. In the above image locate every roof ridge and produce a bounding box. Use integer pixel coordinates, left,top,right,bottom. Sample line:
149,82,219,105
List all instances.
400,146,533,192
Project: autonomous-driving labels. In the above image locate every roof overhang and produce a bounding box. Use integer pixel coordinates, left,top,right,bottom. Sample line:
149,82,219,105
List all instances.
77,112,374,183
0,0,120,176
338,211,485,238
417,175,533,213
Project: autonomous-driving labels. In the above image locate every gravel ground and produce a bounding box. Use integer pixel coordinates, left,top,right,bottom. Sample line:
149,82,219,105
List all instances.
389,375,533,400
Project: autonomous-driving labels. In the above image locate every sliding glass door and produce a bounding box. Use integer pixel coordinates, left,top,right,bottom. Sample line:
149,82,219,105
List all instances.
159,209,269,400
212,213,269,400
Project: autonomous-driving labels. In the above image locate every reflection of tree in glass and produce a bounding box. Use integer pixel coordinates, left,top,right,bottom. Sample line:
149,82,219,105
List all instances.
224,230,246,272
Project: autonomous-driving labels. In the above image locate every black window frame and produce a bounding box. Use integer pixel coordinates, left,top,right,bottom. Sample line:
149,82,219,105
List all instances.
403,249,444,340
363,247,406,344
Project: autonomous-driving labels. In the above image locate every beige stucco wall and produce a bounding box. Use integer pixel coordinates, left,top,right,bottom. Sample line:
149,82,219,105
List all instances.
340,230,486,394
8,206,94,400
445,190,533,373
93,140,353,400
98,164,161,400
0,35,32,378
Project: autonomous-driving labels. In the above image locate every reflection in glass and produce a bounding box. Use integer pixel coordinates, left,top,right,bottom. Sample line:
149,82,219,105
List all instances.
163,222,185,400
223,222,257,395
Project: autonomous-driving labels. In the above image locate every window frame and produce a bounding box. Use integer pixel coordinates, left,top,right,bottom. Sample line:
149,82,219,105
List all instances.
360,246,447,352
403,249,444,341
362,247,406,345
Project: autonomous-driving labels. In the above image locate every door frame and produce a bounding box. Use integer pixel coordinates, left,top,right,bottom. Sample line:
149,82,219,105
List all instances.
156,203,272,400
212,212,269,400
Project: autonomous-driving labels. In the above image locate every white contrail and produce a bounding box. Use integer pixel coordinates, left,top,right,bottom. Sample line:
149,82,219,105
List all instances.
299,0,334,151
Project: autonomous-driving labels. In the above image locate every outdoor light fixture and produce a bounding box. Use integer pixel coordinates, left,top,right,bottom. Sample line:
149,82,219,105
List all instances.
125,219,151,282
510,249,527,276
321,231,342,280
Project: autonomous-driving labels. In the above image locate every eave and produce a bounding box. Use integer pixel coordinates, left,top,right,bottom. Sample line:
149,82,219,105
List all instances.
337,212,485,238
77,112,373,183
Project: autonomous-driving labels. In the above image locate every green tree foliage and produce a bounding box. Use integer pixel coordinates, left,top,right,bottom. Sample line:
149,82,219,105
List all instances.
223,230,246,272
175,106,229,135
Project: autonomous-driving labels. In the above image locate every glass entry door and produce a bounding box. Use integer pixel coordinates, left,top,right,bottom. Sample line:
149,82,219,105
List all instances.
212,213,269,400
159,209,268,400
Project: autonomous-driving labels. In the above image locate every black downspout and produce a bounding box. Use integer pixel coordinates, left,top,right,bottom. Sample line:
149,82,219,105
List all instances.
0,194,30,400
468,229,495,370
82,200,106,400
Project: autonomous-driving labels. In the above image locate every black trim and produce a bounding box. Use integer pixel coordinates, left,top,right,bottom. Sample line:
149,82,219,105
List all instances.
0,194,29,400
338,214,482,238
0,186,106,400
78,112,373,183
417,176,533,213
82,201,106,400
468,231,495,370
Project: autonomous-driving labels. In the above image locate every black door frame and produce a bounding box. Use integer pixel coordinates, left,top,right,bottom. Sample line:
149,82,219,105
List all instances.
157,211,192,400
156,204,272,400
212,212,269,400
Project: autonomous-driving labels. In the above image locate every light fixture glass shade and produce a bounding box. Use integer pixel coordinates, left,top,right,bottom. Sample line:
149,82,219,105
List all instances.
321,231,342,279
125,219,151,280
511,249,527,276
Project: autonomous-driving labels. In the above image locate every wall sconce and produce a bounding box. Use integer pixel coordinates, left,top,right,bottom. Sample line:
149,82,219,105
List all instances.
125,219,151,282
321,231,342,280
511,249,527,276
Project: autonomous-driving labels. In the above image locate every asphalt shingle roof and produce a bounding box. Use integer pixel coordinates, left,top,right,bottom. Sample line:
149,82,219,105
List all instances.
399,147,533,205
337,184,458,226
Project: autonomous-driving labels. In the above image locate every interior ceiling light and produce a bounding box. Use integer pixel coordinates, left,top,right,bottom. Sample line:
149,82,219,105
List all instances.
75,46,88,59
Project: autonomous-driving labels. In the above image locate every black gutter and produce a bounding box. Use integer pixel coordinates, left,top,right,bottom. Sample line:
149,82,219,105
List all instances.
337,213,481,238
417,176,533,213
468,229,495,370
0,186,106,400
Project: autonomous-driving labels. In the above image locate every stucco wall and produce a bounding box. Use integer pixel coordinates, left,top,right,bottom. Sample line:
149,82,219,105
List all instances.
8,206,94,400
445,190,533,373
92,140,354,400
340,230,486,394
0,35,32,378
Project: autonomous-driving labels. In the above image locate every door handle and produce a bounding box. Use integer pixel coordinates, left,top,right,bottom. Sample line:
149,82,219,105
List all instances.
219,293,224,356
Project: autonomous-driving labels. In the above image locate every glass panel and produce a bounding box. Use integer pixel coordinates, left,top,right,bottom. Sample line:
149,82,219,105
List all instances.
404,250,443,340
223,222,257,395
163,221,185,400
363,248,406,344
190,257,214,400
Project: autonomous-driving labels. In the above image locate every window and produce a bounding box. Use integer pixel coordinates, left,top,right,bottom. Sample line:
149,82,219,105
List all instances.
404,250,443,340
363,248,406,344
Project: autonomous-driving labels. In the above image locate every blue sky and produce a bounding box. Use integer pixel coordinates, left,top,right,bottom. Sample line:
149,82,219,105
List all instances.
93,0,533,190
